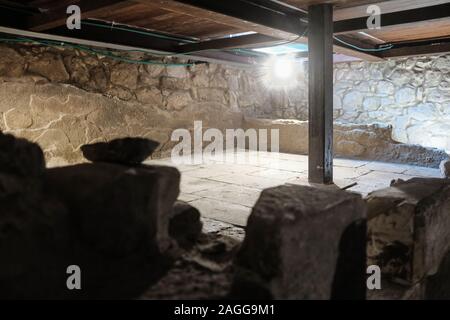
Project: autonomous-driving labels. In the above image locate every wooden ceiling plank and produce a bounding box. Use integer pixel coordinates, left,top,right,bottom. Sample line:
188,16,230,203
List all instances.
176,33,281,53
335,2,450,34
19,0,384,60
380,37,450,58
135,0,304,40
366,18,450,43
28,0,135,31
137,0,382,60
333,0,450,21
331,35,383,61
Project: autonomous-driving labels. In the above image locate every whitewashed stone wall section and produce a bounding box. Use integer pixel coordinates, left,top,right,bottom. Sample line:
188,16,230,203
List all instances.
333,55,450,152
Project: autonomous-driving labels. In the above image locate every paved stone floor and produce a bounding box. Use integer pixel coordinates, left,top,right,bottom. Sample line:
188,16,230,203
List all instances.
146,151,443,227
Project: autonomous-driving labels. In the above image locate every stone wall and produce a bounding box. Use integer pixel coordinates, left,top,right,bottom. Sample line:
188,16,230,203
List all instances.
244,118,449,168
0,43,266,165
1,43,449,165
252,54,450,153
334,55,450,153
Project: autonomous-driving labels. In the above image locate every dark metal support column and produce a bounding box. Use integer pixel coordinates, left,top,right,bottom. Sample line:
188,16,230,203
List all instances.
308,4,334,184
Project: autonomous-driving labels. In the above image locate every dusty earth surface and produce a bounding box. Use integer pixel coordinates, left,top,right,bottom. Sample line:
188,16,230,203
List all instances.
142,218,244,300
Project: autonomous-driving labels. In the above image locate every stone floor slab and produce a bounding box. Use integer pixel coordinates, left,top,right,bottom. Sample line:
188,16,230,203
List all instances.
192,184,261,207
189,198,250,227
362,161,409,174
208,173,286,190
147,151,444,226
180,176,230,194
403,166,443,178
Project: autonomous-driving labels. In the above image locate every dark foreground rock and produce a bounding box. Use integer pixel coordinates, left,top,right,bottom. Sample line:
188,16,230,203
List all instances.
142,218,244,300
45,163,180,256
367,178,450,286
170,201,203,249
0,190,70,299
0,149,182,299
440,160,450,178
81,137,159,165
42,163,180,299
231,185,366,300
369,249,450,300
0,132,45,178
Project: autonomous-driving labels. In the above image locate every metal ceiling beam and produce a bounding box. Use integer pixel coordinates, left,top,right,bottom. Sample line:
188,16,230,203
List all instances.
136,0,307,40
379,37,450,58
242,0,308,19
28,0,134,32
176,33,282,53
0,1,30,29
334,2,450,34
2,0,383,61
47,22,182,52
0,25,262,68
146,0,383,60
332,35,383,61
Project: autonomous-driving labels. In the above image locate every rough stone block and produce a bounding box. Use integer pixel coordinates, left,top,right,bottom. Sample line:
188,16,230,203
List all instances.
170,201,203,249
367,178,450,285
440,160,450,178
0,187,70,300
44,163,180,255
243,118,449,168
231,185,366,299
0,150,182,299
369,249,450,300
81,137,159,165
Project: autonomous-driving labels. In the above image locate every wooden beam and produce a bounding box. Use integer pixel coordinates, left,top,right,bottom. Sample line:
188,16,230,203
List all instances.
334,0,450,21
176,33,281,53
245,0,308,18
136,0,306,40
379,37,450,58
308,3,334,184
0,1,34,29
28,0,134,32
46,22,179,52
334,3,450,34
332,36,383,61
47,21,266,65
3,0,383,61
0,25,262,68
22,0,382,61
0,0,41,14
153,0,383,61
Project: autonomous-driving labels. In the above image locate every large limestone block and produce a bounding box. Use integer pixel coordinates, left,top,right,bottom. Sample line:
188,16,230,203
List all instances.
169,201,203,249
81,137,159,165
243,118,308,154
232,185,366,299
243,118,449,168
440,160,450,178
45,163,180,255
0,187,71,300
367,178,450,285
1,161,182,299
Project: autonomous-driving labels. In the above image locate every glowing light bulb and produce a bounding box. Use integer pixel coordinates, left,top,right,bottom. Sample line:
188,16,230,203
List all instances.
261,56,303,89
272,58,294,80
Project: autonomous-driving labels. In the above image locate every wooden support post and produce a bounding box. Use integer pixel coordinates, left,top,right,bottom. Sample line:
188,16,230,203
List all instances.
308,4,334,184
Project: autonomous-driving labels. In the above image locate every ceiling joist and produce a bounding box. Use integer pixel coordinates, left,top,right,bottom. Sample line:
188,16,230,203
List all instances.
135,0,307,40
28,0,134,32
335,2,450,34
0,0,449,63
